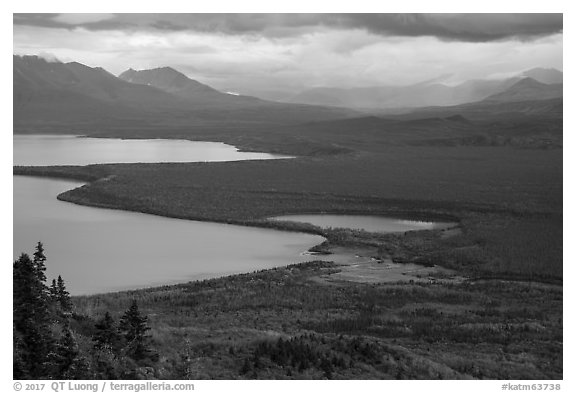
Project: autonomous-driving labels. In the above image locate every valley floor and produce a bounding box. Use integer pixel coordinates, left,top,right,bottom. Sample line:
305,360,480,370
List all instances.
71,259,562,379
13,130,563,379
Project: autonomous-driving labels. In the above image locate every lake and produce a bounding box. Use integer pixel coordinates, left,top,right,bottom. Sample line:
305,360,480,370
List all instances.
14,176,324,295
13,135,453,295
13,134,288,166
269,214,455,233
13,135,317,295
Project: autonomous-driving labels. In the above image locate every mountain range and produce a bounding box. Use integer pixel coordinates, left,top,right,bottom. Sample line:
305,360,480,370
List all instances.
13,55,562,131
481,77,562,103
118,67,263,107
520,68,563,84
285,67,562,110
13,55,358,129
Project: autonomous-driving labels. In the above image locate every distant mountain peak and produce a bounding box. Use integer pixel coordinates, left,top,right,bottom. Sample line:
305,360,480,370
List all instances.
511,77,547,88
119,66,185,77
118,66,211,93
482,77,562,103
522,67,562,74
154,66,180,73
520,68,563,84
65,61,93,69
14,56,358,127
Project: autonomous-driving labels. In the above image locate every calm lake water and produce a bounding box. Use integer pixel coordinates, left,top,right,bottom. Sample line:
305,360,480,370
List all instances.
13,135,452,295
13,134,288,166
14,176,324,295
13,135,313,295
270,214,455,233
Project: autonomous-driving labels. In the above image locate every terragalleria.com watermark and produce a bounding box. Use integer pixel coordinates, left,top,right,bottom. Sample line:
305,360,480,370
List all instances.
13,382,195,392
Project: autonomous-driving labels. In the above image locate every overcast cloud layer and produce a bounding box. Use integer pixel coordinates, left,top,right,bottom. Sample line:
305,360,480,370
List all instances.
13,13,563,94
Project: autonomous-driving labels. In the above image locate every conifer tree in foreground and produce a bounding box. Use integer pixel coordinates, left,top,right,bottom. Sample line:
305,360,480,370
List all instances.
32,242,47,289
49,279,58,302
93,312,121,352
56,275,73,313
48,274,73,315
13,244,53,378
13,324,29,379
91,312,123,379
15,243,158,379
46,323,90,379
118,300,154,362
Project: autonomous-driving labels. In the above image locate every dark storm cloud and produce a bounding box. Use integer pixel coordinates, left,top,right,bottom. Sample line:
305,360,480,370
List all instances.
14,13,563,42
13,13,132,31
341,14,563,42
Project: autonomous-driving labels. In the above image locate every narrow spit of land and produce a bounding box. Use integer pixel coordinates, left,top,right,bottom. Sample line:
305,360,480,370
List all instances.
13,120,563,379
14,143,562,281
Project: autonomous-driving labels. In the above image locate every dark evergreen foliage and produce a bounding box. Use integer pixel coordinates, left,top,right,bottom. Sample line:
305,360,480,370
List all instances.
13,325,30,379
49,279,58,300
46,323,91,379
14,243,157,379
46,324,76,377
92,312,120,352
246,334,349,378
118,300,155,362
13,251,53,378
56,275,73,312
32,242,47,290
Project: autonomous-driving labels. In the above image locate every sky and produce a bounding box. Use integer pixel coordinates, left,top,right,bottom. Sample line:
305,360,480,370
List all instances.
13,13,563,95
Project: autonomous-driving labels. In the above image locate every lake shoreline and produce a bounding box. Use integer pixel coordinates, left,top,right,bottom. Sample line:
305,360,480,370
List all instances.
69,258,562,379
13,136,563,379
13,165,461,237
13,163,561,285
13,167,463,288
14,174,329,295
13,165,464,234
13,126,352,157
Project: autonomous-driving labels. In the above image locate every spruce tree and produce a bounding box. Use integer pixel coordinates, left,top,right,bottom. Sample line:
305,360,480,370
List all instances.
13,325,29,379
47,324,89,379
53,325,78,376
56,275,73,312
118,300,153,361
63,355,91,380
13,252,53,378
49,279,58,302
93,312,120,352
32,242,47,286
91,312,123,379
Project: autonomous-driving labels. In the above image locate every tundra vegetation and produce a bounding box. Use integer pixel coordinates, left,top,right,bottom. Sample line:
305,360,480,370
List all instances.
14,246,562,379
13,107,562,379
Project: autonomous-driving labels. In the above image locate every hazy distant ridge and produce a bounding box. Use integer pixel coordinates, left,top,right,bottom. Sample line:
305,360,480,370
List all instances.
481,77,562,103
288,68,563,110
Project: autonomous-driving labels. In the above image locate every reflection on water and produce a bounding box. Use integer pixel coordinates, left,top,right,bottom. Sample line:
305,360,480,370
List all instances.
13,134,289,166
14,176,324,295
269,214,456,233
